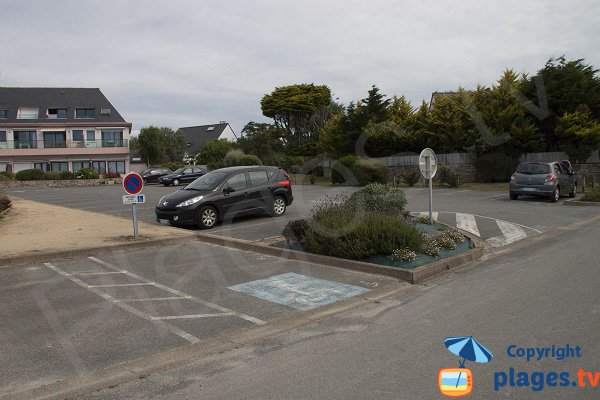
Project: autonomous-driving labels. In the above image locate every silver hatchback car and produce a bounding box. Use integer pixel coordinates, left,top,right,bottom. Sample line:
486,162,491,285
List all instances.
509,161,577,202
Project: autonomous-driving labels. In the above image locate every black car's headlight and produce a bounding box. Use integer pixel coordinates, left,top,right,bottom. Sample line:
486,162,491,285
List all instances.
176,195,204,208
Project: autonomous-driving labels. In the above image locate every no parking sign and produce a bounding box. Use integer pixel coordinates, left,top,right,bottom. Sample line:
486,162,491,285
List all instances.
122,172,144,239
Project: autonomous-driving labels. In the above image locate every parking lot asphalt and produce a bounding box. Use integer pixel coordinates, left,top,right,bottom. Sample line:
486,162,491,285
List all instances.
6,184,595,244
0,242,400,398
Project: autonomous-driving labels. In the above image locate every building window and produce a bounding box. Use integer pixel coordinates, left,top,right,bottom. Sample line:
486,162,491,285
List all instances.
72,130,84,141
107,161,126,174
92,161,106,174
51,162,69,172
75,108,95,119
101,130,123,147
17,107,39,119
14,131,37,148
0,108,8,119
43,131,67,148
34,162,50,172
86,130,95,141
72,161,91,172
47,108,67,119
0,131,6,142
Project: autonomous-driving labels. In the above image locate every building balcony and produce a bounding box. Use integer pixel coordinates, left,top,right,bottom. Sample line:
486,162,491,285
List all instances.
0,140,129,157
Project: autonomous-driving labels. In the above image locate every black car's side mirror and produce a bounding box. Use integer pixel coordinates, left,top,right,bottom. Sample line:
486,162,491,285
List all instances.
223,186,235,195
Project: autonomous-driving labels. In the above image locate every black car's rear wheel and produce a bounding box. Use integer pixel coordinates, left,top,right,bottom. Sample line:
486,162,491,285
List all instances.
270,196,287,217
198,206,218,229
551,186,560,202
510,193,518,200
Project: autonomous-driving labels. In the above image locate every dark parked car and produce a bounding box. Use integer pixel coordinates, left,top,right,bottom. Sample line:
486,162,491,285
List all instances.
158,166,207,186
155,166,293,229
140,167,173,184
509,161,577,202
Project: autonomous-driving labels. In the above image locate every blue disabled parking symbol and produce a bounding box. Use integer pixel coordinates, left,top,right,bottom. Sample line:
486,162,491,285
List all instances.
228,272,370,310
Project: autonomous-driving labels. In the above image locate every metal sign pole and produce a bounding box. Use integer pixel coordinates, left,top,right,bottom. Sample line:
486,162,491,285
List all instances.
427,156,433,225
132,203,139,239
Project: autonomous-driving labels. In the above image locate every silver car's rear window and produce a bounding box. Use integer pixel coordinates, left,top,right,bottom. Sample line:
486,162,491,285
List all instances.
516,163,551,175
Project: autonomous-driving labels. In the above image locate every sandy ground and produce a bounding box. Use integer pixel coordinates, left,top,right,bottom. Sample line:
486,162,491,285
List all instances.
0,197,194,260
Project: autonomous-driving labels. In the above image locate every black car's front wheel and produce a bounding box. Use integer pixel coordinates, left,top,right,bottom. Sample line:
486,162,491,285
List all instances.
510,193,518,200
198,206,218,229
270,196,287,217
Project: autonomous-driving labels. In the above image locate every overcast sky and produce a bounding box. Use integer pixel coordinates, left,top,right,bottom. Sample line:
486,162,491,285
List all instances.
1,0,599,135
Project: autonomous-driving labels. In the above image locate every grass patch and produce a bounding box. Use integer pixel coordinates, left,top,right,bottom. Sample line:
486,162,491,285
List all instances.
580,187,600,202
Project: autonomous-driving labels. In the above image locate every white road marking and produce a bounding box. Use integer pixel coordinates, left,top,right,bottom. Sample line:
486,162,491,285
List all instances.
71,271,126,276
87,283,155,288
151,313,233,320
455,213,480,237
88,257,265,325
114,297,191,303
486,220,528,247
44,262,200,344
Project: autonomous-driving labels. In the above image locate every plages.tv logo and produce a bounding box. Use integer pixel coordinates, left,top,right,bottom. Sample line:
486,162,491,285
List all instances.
439,336,494,397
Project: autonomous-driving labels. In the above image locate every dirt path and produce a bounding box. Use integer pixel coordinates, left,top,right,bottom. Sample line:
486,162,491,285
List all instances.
0,197,194,260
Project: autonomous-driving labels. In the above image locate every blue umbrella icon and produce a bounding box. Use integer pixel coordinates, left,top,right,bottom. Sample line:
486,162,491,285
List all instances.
444,336,493,388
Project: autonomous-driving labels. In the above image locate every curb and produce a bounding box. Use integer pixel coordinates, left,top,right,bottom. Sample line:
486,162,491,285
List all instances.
193,227,484,284
563,199,600,206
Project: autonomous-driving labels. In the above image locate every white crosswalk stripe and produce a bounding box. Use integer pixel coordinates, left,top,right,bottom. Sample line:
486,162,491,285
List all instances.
412,211,539,248
455,213,480,237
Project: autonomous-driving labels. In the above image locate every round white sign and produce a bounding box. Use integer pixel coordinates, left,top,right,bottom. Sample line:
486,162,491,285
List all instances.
419,148,437,179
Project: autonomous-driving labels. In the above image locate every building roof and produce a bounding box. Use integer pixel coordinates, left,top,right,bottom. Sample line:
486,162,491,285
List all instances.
0,87,128,124
178,123,236,155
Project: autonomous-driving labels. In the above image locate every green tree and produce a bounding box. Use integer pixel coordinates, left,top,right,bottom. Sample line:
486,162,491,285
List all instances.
521,57,600,150
555,108,600,162
195,139,238,166
163,128,187,163
426,89,476,153
238,122,285,159
128,136,139,151
261,84,333,144
471,71,540,157
138,126,166,166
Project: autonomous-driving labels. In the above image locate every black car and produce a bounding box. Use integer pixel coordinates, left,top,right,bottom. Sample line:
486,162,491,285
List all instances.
140,167,173,184
158,166,207,186
155,166,293,229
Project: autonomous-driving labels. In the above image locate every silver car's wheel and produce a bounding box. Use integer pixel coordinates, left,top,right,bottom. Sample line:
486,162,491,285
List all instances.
172,179,179,186
198,206,217,229
551,186,560,202
271,197,286,217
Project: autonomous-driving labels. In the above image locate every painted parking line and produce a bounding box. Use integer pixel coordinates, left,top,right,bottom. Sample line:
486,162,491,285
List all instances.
486,220,528,247
44,262,201,344
228,272,370,311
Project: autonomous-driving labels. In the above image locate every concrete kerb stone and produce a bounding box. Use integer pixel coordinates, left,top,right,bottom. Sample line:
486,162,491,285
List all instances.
563,199,600,206
193,224,485,284
0,236,198,268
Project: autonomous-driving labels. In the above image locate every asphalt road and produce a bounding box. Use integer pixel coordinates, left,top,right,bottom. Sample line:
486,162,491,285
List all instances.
77,213,600,400
6,184,594,244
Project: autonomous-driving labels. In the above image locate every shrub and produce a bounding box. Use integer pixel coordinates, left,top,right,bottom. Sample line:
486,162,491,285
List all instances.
438,166,460,187
44,172,61,180
239,154,263,166
298,194,423,259
60,171,76,180
76,168,99,179
475,153,519,182
0,195,11,213
282,219,310,243
402,171,421,187
581,187,600,202
390,248,417,262
16,169,46,181
162,162,184,171
331,156,388,186
103,172,121,179
309,174,317,184
0,171,14,180
195,139,238,165
0,174,11,182
348,183,407,213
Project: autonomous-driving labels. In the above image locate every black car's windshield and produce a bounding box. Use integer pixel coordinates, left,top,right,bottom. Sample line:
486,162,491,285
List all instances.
516,163,551,175
185,171,228,190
